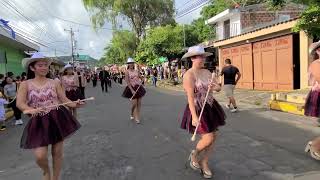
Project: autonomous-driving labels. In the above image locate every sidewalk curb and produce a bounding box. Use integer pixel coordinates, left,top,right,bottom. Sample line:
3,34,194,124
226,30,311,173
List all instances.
294,171,320,180
269,100,304,116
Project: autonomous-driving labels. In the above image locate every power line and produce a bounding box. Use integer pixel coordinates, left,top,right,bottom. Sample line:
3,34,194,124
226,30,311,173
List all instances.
176,0,210,19
37,0,114,31
176,0,194,11
3,0,58,41
176,0,208,16
0,1,57,42
0,1,70,53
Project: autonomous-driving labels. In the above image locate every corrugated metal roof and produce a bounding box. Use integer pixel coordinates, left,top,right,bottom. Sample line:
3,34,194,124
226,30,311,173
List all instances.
213,17,299,44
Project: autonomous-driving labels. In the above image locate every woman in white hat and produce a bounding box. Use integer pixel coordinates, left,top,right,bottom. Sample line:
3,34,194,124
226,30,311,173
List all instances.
16,52,82,180
61,64,84,117
122,57,146,124
304,41,320,160
180,46,226,179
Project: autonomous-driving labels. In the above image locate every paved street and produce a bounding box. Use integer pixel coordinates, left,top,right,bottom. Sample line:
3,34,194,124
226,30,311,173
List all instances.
0,83,320,180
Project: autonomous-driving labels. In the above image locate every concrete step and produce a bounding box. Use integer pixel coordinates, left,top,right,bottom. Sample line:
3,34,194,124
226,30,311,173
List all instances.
269,100,304,116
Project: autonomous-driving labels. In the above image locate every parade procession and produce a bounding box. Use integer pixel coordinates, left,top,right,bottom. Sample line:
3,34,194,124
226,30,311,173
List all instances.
0,0,320,180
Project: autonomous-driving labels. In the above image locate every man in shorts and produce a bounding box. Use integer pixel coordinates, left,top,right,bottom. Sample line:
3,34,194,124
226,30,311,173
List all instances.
220,58,241,112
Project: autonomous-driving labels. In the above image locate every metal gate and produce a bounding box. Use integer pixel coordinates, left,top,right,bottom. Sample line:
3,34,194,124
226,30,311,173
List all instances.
253,35,293,90
220,44,253,89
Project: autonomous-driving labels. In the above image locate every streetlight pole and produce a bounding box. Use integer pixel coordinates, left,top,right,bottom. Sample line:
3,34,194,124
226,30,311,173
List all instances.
64,28,78,68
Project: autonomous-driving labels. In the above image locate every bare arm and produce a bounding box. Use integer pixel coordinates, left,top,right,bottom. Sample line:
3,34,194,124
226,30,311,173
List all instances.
235,72,241,84
309,62,320,83
16,81,33,112
210,72,221,92
183,72,198,122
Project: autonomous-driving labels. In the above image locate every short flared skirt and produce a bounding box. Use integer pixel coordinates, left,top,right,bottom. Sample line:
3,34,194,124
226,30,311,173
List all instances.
122,85,146,99
65,88,84,101
181,100,226,134
305,89,320,117
20,106,81,149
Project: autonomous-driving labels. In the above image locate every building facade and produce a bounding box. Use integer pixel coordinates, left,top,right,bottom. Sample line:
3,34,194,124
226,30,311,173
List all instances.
0,26,39,75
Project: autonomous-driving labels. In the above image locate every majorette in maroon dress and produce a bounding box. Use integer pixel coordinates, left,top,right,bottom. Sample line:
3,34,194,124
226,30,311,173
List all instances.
305,70,320,117
181,76,226,134
122,70,146,99
20,79,81,149
61,75,84,101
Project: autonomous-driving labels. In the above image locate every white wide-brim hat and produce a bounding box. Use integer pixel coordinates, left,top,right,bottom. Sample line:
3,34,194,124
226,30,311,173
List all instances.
61,63,73,72
22,52,52,69
309,41,320,56
127,57,135,64
181,46,212,60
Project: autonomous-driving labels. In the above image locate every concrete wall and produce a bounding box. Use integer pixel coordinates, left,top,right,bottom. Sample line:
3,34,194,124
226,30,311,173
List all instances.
230,14,241,36
299,31,310,89
0,42,26,76
215,13,241,40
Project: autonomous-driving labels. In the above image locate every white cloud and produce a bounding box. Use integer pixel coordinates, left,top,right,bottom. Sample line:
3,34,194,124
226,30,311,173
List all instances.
89,41,95,48
1,0,202,59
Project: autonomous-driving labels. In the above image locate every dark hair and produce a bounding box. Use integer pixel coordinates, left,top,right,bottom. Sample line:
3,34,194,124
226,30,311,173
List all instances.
21,72,26,77
1,76,10,87
312,47,320,61
63,68,74,75
225,59,232,64
16,76,21,80
7,72,14,77
27,61,36,80
27,61,51,79
127,63,135,70
0,74,4,79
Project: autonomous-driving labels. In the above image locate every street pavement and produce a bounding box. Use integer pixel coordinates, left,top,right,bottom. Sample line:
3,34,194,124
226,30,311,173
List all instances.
0,82,320,180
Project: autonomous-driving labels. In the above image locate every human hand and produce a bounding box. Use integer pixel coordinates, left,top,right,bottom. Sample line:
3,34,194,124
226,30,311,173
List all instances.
192,116,199,127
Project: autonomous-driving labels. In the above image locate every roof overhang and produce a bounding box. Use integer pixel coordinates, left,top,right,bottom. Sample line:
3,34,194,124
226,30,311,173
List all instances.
205,9,239,25
213,19,298,47
0,27,39,51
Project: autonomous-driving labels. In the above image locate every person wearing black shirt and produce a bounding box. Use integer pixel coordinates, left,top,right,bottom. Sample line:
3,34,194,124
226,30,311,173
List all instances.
99,67,111,93
92,72,98,87
220,58,241,112
77,70,86,99
152,67,158,87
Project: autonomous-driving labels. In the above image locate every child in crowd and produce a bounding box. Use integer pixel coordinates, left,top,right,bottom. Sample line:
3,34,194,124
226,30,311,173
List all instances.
0,93,8,131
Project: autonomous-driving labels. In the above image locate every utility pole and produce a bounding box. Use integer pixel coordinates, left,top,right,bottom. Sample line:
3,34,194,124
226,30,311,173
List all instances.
64,28,78,68
183,24,186,49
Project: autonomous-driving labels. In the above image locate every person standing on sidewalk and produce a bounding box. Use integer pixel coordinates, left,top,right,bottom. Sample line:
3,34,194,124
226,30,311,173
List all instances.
4,76,23,125
180,46,226,179
17,52,81,180
122,58,146,124
220,58,241,112
152,66,158,87
0,96,8,131
304,41,320,160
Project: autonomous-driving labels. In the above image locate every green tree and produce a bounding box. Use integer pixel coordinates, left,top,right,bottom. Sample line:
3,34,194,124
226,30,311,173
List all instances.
101,30,138,65
82,0,175,39
268,0,320,39
135,25,201,65
189,18,215,42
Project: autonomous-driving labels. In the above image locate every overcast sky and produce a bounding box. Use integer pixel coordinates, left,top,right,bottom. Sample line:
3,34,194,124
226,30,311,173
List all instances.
0,0,203,59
